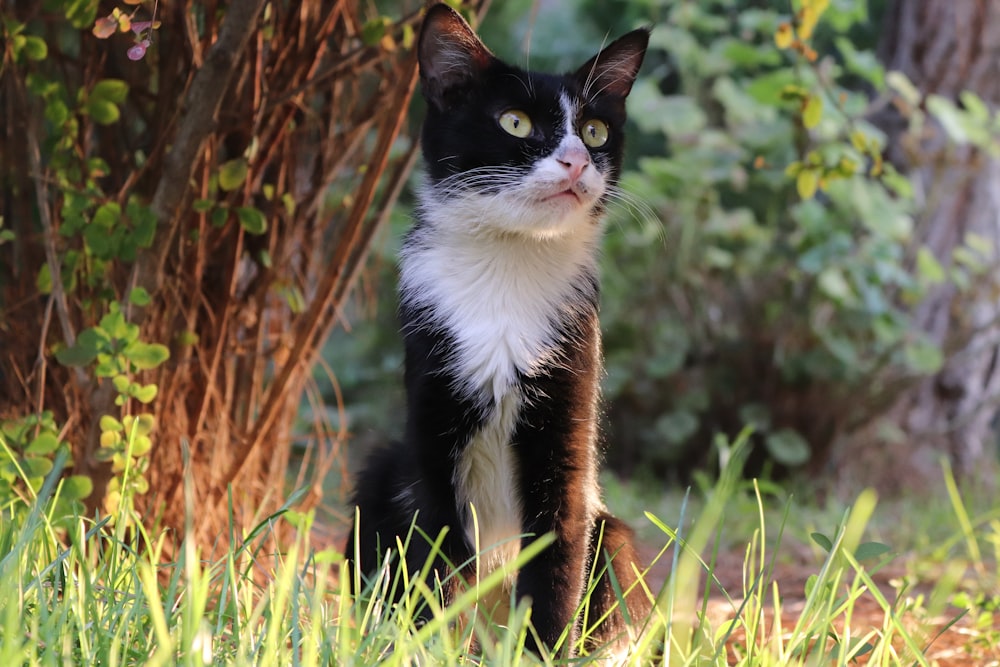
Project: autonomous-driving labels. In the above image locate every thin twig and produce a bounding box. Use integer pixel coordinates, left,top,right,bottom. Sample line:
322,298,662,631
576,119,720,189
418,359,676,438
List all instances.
22,95,88,388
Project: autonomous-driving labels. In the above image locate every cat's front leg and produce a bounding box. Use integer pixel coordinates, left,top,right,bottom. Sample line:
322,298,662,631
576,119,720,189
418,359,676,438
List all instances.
513,372,601,654
517,461,590,655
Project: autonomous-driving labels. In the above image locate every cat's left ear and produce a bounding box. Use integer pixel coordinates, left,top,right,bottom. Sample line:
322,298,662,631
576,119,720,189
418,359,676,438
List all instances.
419,4,495,110
574,28,650,99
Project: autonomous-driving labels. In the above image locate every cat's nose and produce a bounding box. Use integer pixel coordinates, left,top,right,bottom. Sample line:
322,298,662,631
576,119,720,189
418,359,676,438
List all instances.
556,143,590,181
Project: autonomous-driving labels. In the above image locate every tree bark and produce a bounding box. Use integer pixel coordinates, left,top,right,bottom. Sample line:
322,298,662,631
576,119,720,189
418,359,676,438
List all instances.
834,0,1000,493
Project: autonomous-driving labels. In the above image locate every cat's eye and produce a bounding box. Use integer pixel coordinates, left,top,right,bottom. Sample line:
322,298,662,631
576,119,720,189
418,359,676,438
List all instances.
581,119,609,147
498,110,532,138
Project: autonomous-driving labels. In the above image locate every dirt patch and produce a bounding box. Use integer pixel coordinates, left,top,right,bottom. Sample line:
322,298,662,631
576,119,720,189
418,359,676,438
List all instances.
638,543,1000,666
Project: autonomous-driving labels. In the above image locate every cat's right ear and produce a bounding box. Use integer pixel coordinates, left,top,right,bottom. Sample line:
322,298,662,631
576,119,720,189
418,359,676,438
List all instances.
418,4,494,110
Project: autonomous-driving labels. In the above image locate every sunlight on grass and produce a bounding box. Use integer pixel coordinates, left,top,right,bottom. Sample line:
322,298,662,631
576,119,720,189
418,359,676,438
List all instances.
1,428,997,665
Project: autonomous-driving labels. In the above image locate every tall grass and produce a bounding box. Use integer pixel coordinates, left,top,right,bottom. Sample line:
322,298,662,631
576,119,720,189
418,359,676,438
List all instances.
1,429,992,665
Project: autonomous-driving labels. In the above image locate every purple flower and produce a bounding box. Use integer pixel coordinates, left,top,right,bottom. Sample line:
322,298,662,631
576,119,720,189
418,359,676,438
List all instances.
127,39,150,61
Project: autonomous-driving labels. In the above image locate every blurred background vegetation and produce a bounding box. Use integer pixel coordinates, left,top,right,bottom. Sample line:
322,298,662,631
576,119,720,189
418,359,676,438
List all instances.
321,0,1000,510
2,0,998,547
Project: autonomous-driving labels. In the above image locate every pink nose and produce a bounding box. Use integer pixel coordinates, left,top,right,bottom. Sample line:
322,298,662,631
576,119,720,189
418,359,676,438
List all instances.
557,144,590,181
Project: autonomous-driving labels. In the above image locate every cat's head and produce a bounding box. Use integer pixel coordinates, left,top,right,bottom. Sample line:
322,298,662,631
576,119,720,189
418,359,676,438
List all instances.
417,4,648,239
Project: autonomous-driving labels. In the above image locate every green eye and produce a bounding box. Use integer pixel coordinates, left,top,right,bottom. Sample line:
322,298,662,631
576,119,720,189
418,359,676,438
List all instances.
581,119,609,147
499,110,532,138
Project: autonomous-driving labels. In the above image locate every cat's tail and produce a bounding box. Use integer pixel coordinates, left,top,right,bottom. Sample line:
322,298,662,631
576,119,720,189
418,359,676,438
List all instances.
581,512,655,659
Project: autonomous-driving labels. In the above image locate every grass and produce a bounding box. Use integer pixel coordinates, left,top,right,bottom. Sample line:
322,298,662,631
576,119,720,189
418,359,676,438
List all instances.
2,432,998,665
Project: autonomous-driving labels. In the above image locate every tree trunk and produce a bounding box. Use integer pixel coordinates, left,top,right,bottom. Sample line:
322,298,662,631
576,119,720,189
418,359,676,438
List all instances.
834,0,1000,494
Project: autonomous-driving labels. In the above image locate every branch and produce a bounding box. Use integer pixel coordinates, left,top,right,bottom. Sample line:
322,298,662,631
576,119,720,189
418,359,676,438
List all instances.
20,85,87,387
133,0,268,302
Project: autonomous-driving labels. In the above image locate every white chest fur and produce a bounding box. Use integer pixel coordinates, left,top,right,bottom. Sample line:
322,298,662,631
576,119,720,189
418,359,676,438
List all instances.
400,205,600,404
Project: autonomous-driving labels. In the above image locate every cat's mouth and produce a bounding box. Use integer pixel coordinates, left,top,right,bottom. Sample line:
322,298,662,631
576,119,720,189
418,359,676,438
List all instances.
543,189,583,204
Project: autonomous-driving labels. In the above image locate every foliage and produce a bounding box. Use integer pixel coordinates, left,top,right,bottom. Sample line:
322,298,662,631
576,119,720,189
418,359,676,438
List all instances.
0,0,433,551
5,428,995,665
576,0,991,477
0,414,91,525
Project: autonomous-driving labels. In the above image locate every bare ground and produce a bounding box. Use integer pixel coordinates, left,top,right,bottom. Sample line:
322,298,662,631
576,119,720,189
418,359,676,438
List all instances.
637,542,1000,666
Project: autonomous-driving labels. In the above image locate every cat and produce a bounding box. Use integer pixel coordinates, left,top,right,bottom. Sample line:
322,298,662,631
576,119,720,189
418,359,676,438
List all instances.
347,3,652,658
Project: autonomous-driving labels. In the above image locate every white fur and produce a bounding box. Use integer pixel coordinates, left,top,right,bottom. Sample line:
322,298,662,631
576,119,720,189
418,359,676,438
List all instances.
456,391,523,573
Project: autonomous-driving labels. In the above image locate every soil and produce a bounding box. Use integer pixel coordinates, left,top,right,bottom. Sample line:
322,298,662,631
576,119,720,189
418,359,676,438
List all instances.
637,542,1000,666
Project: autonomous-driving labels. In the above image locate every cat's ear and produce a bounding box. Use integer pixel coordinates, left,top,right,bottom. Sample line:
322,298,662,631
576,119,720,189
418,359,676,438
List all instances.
574,28,650,100
419,4,494,109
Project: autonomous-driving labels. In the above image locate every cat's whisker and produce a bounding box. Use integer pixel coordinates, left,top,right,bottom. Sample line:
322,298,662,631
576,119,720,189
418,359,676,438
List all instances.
603,186,665,241
504,72,534,100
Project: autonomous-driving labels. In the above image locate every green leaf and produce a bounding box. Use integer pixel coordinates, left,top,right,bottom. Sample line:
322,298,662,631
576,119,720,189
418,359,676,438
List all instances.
95,355,122,378
192,198,215,213
926,95,969,144
22,35,47,60
904,339,944,374
65,0,99,28
804,573,818,597
112,374,131,394
26,433,60,455
964,232,993,257
131,384,158,404
83,224,115,258
802,93,823,129
654,410,699,445
61,475,93,501
131,213,156,249
131,434,152,457
36,263,53,295
810,532,834,553
123,341,170,370
916,246,945,284
176,330,199,346
361,16,392,46
86,98,120,125
401,23,415,50
128,287,152,306
99,309,132,341
91,79,129,104
92,202,121,229
764,428,811,466
855,541,891,561
22,457,53,478
210,206,228,228
796,168,819,199
959,91,990,123
817,267,854,303
45,100,69,126
94,447,117,462
55,328,107,367
218,158,248,192
886,71,921,107
127,413,155,436
236,206,267,235
99,415,124,432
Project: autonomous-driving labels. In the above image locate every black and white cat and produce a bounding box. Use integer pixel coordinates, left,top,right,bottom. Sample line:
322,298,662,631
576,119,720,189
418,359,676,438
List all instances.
347,3,651,657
